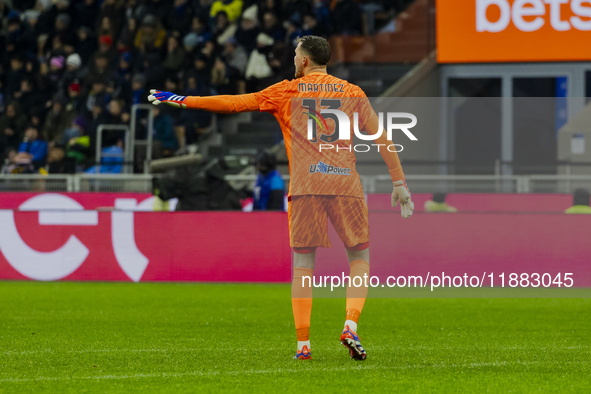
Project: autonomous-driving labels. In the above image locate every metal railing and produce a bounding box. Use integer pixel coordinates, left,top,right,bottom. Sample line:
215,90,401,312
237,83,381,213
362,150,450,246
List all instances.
1,174,591,194
129,104,155,174
0,174,153,193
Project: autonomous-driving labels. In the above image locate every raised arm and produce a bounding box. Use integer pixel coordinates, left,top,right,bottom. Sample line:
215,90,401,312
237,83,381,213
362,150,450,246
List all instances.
148,90,260,114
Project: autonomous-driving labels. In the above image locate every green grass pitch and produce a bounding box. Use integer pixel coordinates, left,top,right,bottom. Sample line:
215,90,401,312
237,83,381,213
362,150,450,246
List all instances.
0,282,589,392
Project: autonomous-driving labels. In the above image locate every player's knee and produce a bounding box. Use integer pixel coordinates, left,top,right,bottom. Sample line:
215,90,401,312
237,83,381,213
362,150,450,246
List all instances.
345,242,369,252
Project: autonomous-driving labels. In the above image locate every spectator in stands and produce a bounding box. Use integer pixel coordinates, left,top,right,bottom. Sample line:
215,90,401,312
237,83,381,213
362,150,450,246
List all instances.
0,102,27,159
178,76,213,144
59,116,86,149
62,132,91,174
36,0,73,37
182,32,200,64
164,77,180,95
258,0,282,23
312,0,331,27
96,0,125,42
118,16,137,53
0,80,5,115
43,94,76,152
117,52,133,99
283,19,303,47
59,53,83,96
86,53,113,88
6,12,36,56
302,13,330,38
66,53,82,74
223,37,248,78
166,0,194,35
131,74,146,106
283,0,310,25
13,78,42,118
143,0,173,27
245,32,274,92
152,106,179,156
45,55,66,94
565,189,591,214
76,0,100,31
89,98,124,149
83,77,110,119
22,9,41,36
187,15,212,49
11,124,48,173
212,11,233,45
97,16,117,42
193,0,214,22
331,0,363,35
75,26,97,65
262,11,285,42
5,53,27,100
424,193,458,213
135,14,166,53
235,5,260,54
185,53,211,94
200,39,219,66
65,81,84,115
209,0,243,23
210,56,233,95
268,38,296,82
85,143,124,174
143,52,167,93
253,150,285,211
106,99,130,126
29,107,47,132
51,12,75,49
92,35,118,68
163,35,187,73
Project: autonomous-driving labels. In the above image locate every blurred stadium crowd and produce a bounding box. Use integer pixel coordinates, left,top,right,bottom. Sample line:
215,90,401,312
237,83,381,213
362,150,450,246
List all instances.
0,0,412,175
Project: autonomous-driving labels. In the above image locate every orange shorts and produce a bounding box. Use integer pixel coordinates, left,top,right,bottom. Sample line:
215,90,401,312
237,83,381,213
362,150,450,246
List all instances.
288,195,369,249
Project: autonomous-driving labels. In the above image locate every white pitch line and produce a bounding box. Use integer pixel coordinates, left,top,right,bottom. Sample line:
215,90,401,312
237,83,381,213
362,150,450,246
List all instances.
3,345,586,356
0,361,561,383
2,347,284,356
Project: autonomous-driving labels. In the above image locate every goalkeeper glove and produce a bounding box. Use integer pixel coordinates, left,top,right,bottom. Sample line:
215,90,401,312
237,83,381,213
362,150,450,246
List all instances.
148,89,188,109
392,179,414,219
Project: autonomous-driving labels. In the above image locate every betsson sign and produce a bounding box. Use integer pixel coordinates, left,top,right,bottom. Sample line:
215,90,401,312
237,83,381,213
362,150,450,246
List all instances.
477,0,591,32
437,0,591,63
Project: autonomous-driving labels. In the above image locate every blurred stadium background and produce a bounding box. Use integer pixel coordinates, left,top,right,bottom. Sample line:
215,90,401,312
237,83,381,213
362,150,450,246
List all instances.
1,0,590,391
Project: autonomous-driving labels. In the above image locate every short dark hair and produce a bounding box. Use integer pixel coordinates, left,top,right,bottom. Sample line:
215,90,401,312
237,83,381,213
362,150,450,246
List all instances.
296,35,331,66
25,123,39,133
256,150,277,170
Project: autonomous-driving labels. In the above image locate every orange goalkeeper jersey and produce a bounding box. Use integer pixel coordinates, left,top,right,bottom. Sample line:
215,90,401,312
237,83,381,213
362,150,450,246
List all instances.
252,72,375,199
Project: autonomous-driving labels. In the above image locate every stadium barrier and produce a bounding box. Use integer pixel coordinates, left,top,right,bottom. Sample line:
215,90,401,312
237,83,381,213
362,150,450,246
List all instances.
0,192,575,213
0,199,589,285
1,174,591,194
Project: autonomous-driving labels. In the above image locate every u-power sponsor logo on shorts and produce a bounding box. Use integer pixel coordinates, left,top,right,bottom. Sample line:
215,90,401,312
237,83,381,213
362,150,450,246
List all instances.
302,98,417,153
309,161,351,176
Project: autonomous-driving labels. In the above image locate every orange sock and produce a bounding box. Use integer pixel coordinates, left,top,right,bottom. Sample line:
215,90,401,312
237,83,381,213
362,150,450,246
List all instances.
292,267,313,342
346,260,369,330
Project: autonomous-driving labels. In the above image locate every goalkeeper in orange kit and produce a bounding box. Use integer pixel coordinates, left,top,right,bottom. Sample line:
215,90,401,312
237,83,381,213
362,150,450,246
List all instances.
149,35,414,361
